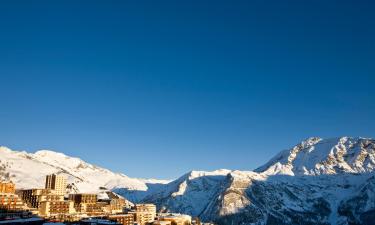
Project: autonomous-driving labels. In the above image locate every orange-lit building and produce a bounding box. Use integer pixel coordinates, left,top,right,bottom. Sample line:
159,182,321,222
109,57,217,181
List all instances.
0,193,26,211
20,189,63,209
0,181,30,221
158,214,192,225
108,214,134,225
38,200,75,217
69,193,97,204
109,198,126,214
0,181,15,194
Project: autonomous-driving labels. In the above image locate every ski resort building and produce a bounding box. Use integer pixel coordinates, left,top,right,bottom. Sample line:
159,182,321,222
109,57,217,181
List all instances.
45,174,67,195
0,181,15,194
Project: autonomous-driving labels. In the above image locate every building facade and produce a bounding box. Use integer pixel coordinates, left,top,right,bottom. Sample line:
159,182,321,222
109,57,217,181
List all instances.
108,214,134,225
129,203,157,225
135,204,156,218
68,194,105,215
109,198,126,214
38,200,75,217
0,181,15,194
0,182,30,220
20,189,63,209
68,193,97,204
45,174,67,195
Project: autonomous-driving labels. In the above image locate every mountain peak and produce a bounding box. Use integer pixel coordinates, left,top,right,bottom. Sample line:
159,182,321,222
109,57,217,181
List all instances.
256,136,375,176
34,149,69,158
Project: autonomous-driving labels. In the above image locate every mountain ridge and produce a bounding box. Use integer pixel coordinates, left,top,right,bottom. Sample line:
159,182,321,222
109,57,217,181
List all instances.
1,136,375,224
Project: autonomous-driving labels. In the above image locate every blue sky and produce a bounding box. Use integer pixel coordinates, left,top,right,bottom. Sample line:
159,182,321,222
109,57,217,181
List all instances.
0,1,374,179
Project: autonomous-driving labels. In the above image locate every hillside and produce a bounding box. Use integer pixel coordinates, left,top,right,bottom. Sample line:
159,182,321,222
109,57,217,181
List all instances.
0,146,168,196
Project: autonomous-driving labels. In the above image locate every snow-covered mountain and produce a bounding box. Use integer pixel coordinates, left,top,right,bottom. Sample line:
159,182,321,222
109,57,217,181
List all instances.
0,146,169,195
116,137,375,225
1,137,374,224
255,137,375,176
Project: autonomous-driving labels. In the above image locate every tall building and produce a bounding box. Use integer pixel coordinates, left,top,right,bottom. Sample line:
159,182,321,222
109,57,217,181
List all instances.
45,174,67,195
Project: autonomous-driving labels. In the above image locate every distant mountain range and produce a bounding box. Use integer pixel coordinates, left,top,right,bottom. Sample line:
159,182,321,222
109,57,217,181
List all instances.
1,137,374,225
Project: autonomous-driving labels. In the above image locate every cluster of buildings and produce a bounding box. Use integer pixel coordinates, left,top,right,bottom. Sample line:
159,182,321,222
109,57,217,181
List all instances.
0,174,202,225
14,174,135,222
0,181,31,220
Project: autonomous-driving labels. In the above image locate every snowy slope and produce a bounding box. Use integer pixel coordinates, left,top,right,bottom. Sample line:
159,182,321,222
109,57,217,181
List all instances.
0,146,166,195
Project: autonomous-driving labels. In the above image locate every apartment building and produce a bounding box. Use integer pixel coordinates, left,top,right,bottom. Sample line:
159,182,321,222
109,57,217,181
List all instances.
108,214,134,225
125,203,157,225
135,203,156,218
109,198,126,214
0,182,30,220
20,189,63,209
129,211,155,225
68,193,106,215
69,193,97,204
0,193,26,210
0,181,15,194
38,200,75,217
45,174,67,195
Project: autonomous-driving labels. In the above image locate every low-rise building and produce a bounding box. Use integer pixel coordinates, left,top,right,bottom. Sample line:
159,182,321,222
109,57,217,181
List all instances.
0,193,26,210
158,213,192,225
20,189,63,209
69,193,104,215
135,204,156,217
38,200,75,217
0,182,30,220
0,181,15,194
132,203,156,224
130,211,155,225
108,214,134,225
69,193,97,204
109,198,126,214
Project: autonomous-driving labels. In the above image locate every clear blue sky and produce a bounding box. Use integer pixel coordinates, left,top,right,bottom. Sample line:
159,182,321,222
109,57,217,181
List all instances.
0,1,374,179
